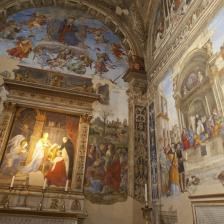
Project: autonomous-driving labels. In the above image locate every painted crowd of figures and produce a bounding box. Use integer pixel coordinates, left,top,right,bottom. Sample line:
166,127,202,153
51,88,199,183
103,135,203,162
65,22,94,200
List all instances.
1,133,75,187
181,109,224,150
160,109,224,196
85,143,128,194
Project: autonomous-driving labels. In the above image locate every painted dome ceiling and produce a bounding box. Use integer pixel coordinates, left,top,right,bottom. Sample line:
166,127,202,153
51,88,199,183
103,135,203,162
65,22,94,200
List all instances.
0,7,129,84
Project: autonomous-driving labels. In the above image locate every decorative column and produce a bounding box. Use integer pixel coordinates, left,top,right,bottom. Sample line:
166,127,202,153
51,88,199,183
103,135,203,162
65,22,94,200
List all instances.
72,113,92,192
123,56,149,203
144,81,160,224
148,102,159,202
0,102,16,162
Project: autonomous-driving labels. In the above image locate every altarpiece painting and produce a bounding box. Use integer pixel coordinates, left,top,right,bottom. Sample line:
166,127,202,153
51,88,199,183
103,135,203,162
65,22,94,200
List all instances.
0,107,79,189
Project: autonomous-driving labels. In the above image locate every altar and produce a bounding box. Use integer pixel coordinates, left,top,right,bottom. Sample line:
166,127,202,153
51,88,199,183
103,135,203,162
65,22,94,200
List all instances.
0,209,79,224
0,66,100,223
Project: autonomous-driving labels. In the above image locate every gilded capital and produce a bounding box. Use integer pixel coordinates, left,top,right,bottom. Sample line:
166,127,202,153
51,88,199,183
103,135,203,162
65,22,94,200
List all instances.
80,113,92,124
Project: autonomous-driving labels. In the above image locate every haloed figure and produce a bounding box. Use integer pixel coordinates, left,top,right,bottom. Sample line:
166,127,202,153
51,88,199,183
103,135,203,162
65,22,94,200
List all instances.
60,137,74,181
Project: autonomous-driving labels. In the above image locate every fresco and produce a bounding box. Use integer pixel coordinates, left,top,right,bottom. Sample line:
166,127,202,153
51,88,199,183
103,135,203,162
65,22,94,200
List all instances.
158,72,185,197
84,108,128,203
157,6,224,197
133,105,148,202
0,7,128,82
0,7,129,203
149,103,159,201
0,107,79,188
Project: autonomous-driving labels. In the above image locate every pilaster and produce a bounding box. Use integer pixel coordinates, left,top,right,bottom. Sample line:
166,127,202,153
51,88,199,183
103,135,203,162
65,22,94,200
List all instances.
123,63,148,202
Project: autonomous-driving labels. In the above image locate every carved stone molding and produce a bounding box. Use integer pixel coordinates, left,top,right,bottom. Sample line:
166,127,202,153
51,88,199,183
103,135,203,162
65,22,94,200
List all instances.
0,102,16,161
133,105,148,202
3,79,98,115
80,114,92,124
148,0,224,85
129,2,147,47
72,117,90,192
123,69,148,105
0,216,77,224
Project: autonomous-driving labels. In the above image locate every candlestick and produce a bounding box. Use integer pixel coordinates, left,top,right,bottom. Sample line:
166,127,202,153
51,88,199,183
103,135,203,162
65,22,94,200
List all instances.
43,178,47,190
4,187,13,208
145,183,148,204
10,176,15,188
65,179,69,192
39,190,45,211
142,204,152,223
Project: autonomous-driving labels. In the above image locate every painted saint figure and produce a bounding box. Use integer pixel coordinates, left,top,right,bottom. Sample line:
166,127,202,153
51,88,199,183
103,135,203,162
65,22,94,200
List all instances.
58,17,80,46
60,137,74,180
160,146,171,195
20,132,51,173
45,150,67,186
168,145,180,196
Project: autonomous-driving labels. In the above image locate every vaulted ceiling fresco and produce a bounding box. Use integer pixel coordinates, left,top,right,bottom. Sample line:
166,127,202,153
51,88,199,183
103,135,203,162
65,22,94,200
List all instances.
0,7,128,84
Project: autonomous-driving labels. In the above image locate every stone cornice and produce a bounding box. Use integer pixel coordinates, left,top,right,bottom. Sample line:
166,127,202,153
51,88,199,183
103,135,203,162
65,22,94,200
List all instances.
3,79,98,115
4,78,100,103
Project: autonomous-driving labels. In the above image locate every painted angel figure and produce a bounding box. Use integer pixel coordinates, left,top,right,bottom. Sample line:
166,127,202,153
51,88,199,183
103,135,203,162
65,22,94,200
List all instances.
1,135,28,176
7,37,32,59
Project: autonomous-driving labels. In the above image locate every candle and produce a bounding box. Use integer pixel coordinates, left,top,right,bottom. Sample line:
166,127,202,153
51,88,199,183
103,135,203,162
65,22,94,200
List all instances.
43,178,47,190
65,179,69,192
10,176,15,188
144,183,148,203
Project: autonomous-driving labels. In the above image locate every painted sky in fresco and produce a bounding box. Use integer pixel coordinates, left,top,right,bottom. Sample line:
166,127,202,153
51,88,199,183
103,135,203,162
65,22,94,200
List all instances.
159,70,178,128
0,7,128,87
209,7,224,53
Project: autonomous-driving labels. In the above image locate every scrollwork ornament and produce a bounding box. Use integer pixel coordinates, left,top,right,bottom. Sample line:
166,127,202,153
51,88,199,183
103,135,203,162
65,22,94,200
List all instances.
71,199,81,211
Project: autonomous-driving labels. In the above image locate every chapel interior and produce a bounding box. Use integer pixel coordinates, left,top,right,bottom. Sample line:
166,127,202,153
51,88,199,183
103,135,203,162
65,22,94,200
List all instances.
0,0,224,224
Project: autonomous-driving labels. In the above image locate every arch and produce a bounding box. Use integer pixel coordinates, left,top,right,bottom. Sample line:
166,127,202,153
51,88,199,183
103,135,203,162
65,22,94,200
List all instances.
175,48,209,97
0,3,139,81
188,97,207,118
185,97,208,132
146,1,161,70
